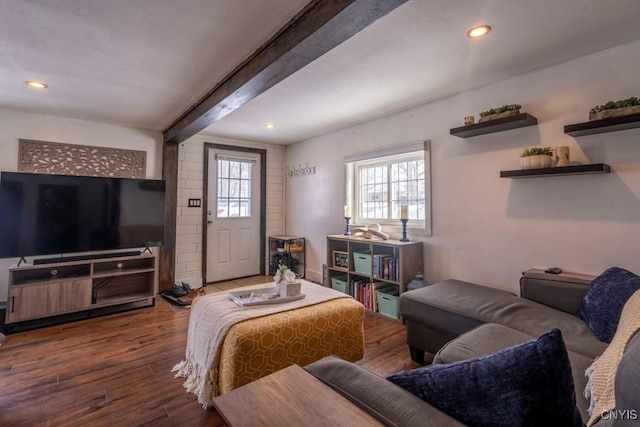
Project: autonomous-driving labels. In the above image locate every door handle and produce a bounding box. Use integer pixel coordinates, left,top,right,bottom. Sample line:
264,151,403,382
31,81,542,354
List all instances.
207,220,213,224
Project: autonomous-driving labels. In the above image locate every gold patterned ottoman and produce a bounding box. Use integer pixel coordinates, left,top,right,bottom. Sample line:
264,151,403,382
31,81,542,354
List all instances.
217,297,365,394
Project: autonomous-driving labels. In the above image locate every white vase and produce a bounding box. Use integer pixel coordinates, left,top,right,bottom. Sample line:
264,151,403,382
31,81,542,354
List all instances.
520,155,552,169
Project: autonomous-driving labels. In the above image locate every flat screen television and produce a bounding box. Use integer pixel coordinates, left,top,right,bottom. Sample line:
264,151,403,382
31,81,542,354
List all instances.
0,172,166,260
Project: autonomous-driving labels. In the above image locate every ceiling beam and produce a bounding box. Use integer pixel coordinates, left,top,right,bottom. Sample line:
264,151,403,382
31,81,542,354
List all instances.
162,0,408,144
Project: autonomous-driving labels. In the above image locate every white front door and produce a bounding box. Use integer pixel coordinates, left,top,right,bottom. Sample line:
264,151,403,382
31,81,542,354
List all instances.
206,148,261,282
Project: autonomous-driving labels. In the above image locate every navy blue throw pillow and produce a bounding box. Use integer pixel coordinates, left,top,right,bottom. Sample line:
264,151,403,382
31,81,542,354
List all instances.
577,267,640,343
387,329,582,427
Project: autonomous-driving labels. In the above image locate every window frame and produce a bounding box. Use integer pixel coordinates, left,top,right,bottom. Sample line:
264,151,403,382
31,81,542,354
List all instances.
345,141,432,235
215,155,256,219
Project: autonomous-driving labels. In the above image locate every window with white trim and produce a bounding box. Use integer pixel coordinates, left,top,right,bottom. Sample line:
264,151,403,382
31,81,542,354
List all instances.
345,141,431,233
216,155,255,218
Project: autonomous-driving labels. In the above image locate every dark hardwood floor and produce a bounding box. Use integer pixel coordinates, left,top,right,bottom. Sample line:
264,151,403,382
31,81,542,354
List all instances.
0,280,421,426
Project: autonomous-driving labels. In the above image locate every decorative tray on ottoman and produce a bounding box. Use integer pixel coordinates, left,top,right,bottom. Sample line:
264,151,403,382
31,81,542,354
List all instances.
228,287,306,307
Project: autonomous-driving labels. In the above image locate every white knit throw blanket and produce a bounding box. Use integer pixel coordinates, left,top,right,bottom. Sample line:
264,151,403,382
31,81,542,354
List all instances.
172,280,350,407
584,290,640,426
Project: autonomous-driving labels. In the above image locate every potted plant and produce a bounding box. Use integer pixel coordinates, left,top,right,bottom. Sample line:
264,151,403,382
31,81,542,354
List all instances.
479,104,522,122
520,147,553,169
589,97,640,121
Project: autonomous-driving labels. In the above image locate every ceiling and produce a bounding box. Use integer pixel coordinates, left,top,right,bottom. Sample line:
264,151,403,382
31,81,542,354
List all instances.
2,0,640,145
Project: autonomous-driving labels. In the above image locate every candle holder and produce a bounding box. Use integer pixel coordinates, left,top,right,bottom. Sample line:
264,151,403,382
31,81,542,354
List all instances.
400,219,409,242
344,217,352,236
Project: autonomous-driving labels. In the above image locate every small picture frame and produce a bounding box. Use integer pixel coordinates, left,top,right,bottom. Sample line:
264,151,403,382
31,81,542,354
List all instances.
333,251,349,270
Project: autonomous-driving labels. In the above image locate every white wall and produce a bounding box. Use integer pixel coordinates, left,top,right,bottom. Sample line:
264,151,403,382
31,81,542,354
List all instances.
285,39,640,293
175,134,285,287
0,109,163,302
0,110,284,300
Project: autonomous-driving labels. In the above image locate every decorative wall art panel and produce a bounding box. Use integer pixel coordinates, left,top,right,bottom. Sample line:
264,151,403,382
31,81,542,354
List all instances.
18,139,146,178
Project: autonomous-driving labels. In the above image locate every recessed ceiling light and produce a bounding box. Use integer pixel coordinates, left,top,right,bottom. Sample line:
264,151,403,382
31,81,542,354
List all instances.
26,80,48,89
264,122,277,129
467,25,491,39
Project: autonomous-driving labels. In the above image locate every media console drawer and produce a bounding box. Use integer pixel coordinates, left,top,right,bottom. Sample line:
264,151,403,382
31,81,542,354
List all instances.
7,279,92,323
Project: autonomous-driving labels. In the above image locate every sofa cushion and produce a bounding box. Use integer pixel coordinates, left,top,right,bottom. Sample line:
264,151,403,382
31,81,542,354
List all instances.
433,324,533,365
577,267,640,343
520,268,593,314
304,356,464,427
400,279,511,337
387,329,583,427
401,279,607,358
434,323,594,421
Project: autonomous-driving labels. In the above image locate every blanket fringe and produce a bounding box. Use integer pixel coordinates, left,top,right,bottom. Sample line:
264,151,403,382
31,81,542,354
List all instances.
171,360,190,377
584,356,599,416
172,360,214,408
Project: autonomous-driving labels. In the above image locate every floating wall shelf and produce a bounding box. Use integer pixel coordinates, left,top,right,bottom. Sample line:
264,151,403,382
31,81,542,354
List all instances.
500,163,611,179
564,113,640,137
450,113,538,138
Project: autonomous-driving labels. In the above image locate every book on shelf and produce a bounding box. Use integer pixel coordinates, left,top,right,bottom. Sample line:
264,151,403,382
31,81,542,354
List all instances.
375,256,399,281
371,281,385,312
349,279,386,311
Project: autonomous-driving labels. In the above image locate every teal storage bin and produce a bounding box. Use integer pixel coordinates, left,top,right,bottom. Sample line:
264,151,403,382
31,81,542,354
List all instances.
353,251,372,276
376,285,399,319
331,275,348,294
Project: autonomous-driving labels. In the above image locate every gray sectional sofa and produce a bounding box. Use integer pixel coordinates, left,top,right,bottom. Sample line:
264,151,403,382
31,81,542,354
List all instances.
305,269,640,426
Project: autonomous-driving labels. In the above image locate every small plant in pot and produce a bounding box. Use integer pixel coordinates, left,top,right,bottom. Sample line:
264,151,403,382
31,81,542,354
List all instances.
520,147,553,169
589,96,640,121
479,104,522,122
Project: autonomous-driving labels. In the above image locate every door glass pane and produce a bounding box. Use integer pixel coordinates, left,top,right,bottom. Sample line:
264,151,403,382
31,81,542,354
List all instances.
241,163,250,179
219,160,229,177
230,162,240,179
240,180,250,198
229,178,240,197
218,178,228,197
217,159,253,218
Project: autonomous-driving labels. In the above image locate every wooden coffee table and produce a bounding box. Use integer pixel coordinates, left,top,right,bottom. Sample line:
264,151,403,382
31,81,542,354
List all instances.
213,364,384,426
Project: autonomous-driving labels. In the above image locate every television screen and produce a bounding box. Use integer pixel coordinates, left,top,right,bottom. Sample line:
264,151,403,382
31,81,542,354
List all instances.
0,172,165,259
